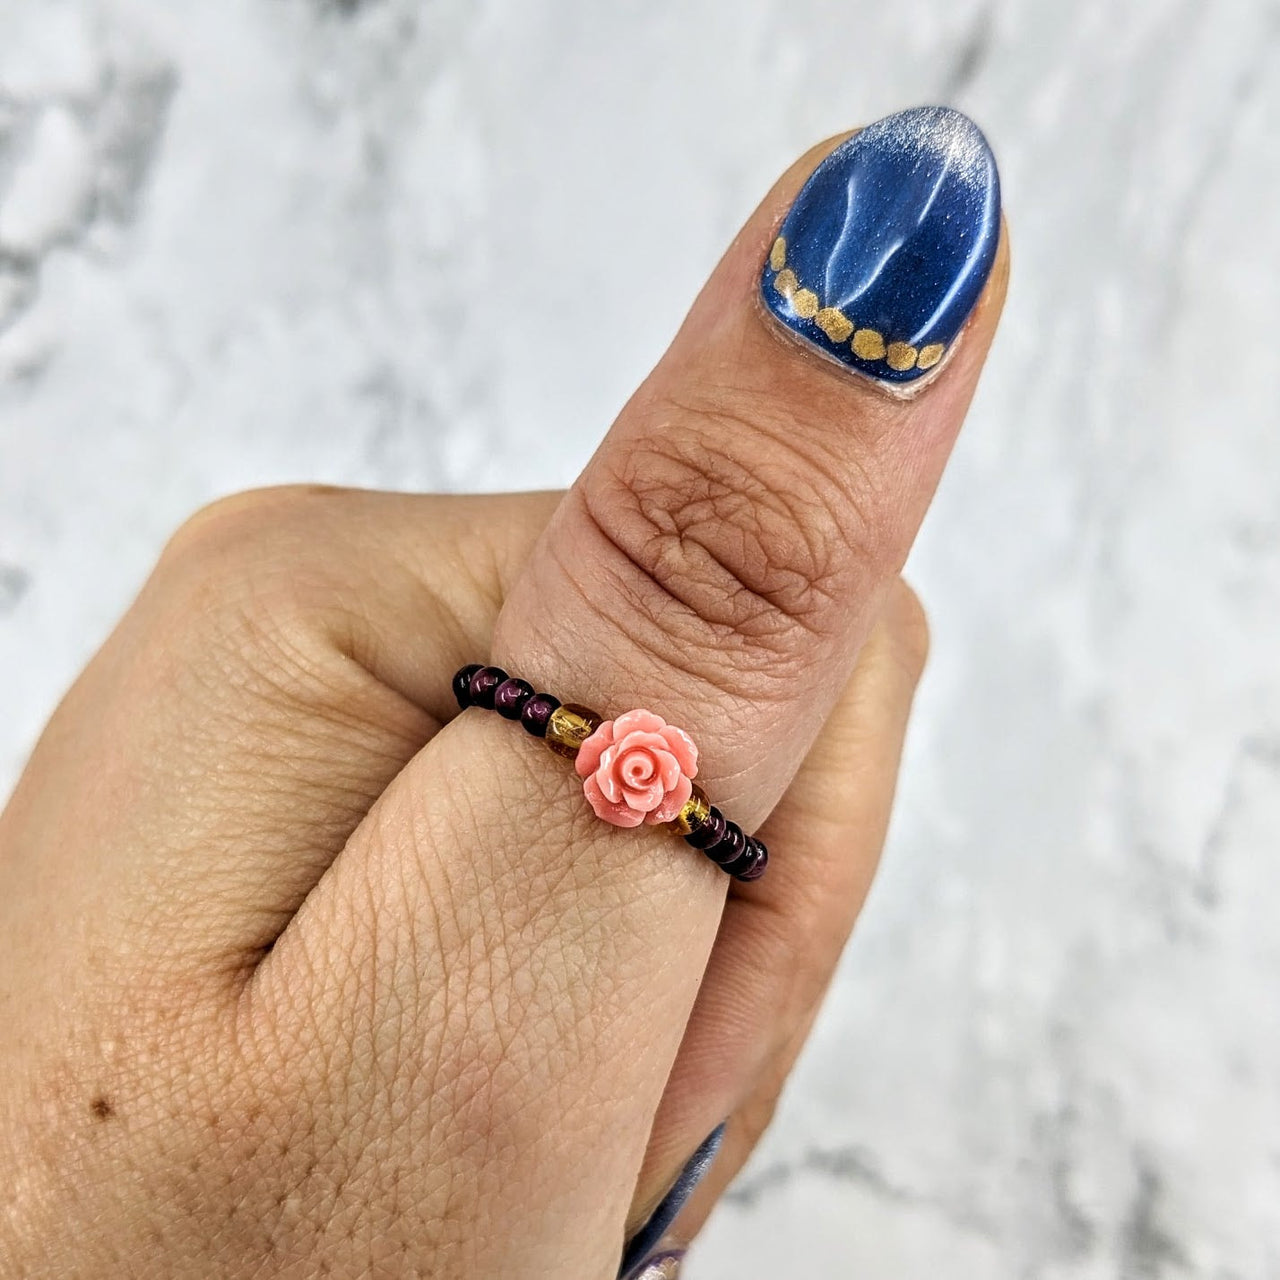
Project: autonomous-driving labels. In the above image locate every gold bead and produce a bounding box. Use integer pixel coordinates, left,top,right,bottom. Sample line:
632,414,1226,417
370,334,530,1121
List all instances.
917,342,945,369
852,328,887,360
545,703,604,759
886,341,918,371
773,268,798,300
665,784,711,836
769,236,787,271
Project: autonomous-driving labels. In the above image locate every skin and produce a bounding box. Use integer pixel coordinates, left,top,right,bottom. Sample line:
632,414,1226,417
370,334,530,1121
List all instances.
0,134,1008,1278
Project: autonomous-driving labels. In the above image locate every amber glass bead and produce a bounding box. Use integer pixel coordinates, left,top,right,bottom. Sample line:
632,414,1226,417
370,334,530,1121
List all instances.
665,784,711,837
545,702,604,759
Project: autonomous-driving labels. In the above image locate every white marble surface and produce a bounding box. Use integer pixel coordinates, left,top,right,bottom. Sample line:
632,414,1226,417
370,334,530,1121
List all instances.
3,1,1279,1275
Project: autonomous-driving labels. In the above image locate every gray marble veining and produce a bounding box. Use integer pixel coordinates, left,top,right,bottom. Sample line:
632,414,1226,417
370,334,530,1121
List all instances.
3,1,1278,1275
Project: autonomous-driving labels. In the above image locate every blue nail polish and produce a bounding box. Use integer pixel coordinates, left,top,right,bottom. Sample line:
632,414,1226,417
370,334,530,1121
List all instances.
760,105,1001,385
622,1249,685,1280
618,1124,725,1280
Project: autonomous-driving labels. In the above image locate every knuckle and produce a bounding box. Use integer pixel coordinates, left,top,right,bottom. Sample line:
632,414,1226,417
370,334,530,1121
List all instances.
155,485,349,625
143,487,353,696
160,484,344,571
884,579,931,684
576,398,887,687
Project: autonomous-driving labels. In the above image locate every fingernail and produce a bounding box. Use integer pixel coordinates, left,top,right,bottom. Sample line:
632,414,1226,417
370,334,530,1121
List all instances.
623,1248,685,1280
618,1124,725,1279
761,105,1001,386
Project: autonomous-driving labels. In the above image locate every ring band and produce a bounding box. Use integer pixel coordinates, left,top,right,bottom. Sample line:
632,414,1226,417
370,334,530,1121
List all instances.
452,663,768,882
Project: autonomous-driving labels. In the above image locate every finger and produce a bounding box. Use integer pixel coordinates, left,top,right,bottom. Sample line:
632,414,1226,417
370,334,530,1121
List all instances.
648,1013,814,1258
629,579,929,1243
498,108,1004,817
269,108,1007,1277
0,487,563,978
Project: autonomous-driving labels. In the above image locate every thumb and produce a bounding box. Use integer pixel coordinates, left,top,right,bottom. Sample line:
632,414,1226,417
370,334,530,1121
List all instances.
494,106,1003,823
267,106,1007,1279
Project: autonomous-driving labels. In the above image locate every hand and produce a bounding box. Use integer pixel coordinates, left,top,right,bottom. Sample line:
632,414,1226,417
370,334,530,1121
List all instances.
0,110,1007,1277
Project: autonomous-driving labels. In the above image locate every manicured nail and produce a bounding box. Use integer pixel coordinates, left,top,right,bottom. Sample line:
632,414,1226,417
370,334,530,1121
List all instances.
623,1248,685,1280
761,105,1001,386
618,1124,725,1279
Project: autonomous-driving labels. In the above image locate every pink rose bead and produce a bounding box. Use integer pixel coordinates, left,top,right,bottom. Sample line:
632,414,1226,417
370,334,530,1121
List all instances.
574,709,699,829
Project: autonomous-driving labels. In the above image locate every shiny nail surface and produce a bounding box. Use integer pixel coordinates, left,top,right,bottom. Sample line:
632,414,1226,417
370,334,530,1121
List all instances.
623,1248,685,1280
760,105,1001,385
618,1124,725,1279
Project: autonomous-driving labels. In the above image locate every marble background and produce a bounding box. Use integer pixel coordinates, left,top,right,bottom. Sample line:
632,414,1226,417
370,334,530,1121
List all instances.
2,1,1278,1275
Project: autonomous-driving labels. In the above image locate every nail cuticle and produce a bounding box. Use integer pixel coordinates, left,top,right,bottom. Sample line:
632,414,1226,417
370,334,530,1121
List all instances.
753,287,963,402
760,105,1001,389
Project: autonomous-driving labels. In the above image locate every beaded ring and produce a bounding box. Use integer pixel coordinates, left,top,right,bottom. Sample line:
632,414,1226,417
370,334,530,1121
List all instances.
452,663,768,882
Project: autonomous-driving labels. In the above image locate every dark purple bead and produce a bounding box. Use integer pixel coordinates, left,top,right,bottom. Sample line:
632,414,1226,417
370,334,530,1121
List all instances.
493,677,535,720
704,823,747,868
735,838,769,881
723,835,767,880
719,846,756,879
520,692,561,737
468,665,508,710
452,663,483,708
684,807,727,850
